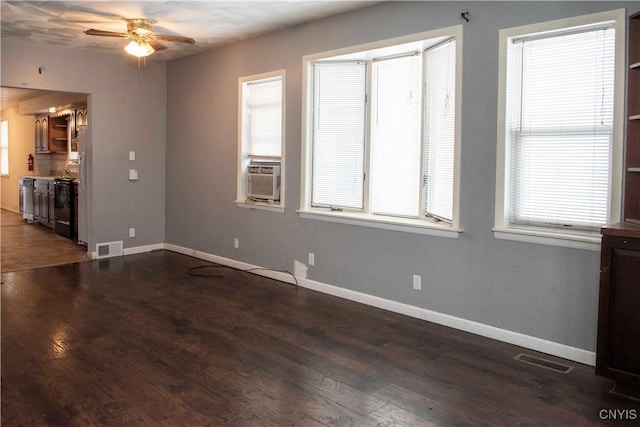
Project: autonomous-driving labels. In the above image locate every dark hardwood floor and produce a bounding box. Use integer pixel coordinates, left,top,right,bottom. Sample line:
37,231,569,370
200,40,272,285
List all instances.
2,250,638,426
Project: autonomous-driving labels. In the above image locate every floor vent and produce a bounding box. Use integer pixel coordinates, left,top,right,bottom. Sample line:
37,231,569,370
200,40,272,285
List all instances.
95,241,123,259
514,353,574,374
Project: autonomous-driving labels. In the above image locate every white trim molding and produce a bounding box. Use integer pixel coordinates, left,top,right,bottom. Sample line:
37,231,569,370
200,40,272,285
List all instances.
163,243,596,366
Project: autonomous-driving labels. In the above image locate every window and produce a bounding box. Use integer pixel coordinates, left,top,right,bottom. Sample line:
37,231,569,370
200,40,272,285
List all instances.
495,10,625,249
301,27,462,236
237,70,285,211
1,120,8,176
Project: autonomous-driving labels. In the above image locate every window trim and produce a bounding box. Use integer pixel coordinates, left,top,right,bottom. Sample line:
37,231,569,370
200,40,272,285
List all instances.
494,9,626,250
0,120,8,177
236,69,286,212
300,25,463,236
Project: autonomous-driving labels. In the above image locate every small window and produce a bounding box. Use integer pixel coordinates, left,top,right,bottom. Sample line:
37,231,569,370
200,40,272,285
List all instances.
495,9,625,248
1,120,8,176
237,70,285,211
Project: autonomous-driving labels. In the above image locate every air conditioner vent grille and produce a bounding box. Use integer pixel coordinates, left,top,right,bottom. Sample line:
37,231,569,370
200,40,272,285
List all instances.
247,163,280,201
96,241,123,259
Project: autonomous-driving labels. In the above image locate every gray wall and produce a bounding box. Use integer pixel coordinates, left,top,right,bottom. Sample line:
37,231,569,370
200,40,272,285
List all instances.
1,39,167,250
166,1,639,352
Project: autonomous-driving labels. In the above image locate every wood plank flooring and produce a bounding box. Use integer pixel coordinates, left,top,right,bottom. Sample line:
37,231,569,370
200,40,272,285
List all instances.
2,250,639,426
1,209,89,273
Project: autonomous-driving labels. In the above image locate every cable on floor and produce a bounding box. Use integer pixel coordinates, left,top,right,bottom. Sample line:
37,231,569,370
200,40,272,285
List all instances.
186,264,299,288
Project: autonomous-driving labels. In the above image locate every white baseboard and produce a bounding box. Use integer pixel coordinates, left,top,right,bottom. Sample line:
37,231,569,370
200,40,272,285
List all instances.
90,242,165,259
124,243,164,256
162,243,596,366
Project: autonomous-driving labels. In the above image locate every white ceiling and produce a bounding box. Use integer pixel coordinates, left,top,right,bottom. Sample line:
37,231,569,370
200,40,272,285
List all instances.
0,0,378,61
1,1,378,110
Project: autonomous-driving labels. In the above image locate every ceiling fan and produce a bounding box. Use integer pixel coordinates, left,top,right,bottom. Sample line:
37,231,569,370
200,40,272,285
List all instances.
85,18,195,57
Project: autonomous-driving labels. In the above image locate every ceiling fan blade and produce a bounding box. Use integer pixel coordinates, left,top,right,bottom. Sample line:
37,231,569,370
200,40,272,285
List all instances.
155,34,196,45
84,29,128,38
148,40,168,51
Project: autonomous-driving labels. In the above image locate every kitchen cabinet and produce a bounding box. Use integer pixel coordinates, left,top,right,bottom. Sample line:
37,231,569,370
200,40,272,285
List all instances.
48,113,70,154
48,185,56,229
596,225,640,399
71,107,87,152
35,115,48,153
33,180,48,225
35,113,71,154
33,179,55,229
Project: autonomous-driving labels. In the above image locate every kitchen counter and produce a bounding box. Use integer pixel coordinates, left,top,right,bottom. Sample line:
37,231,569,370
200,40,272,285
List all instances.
20,175,79,182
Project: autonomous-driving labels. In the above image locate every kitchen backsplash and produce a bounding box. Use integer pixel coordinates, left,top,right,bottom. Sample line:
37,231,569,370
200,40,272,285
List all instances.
34,153,78,176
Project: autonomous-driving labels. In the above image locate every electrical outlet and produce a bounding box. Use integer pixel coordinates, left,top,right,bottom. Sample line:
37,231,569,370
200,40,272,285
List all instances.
234,238,239,249
308,253,315,266
413,274,421,290
129,227,135,238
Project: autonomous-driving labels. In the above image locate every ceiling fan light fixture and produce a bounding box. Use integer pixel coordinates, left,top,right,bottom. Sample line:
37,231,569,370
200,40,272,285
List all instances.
124,40,154,57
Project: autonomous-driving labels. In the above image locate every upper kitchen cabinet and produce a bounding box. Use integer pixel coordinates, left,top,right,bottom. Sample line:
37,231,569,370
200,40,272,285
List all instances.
75,107,87,133
48,113,70,154
71,106,88,153
34,115,48,153
35,112,69,154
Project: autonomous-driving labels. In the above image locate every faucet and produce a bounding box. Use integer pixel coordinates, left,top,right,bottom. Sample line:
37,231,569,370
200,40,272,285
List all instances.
63,167,71,178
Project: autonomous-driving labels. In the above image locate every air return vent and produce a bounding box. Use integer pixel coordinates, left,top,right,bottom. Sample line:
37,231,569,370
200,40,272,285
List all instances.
514,353,574,374
95,241,123,259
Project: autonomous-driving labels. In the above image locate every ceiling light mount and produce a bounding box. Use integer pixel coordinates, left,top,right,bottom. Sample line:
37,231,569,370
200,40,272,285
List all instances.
127,18,153,36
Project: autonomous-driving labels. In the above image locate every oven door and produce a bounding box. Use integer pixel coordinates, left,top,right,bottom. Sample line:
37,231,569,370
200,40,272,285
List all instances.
54,179,74,237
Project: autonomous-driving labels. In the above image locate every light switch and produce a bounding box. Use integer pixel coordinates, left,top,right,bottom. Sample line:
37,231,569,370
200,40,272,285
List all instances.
129,169,138,181
129,151,136,161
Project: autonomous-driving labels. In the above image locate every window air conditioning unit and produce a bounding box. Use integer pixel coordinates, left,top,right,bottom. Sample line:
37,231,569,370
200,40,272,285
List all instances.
247,164,280,201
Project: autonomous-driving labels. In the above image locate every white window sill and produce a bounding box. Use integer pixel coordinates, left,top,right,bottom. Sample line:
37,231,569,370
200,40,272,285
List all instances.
298,209,462,238
493,227,601,251
235,200,284,213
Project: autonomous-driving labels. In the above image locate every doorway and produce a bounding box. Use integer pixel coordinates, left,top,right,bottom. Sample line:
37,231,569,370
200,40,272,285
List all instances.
0,87,91,271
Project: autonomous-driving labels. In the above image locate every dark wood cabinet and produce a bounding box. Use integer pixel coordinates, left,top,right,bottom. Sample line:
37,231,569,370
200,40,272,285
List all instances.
625,12,640,223
34,115,48,153
48,113,69,154
596,12,640,400
48,186,56,229
33,179,55,229
597,225,640,398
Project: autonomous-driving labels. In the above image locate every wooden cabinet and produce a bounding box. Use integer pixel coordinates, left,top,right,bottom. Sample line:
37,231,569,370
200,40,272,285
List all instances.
71,107,87,153
33,179,55,229
48,114,70,154
596,12,640,400
36,107,86,155
597,225,640,398
48,186,56,229
35,115,48,153
624,12,640,223
34,113,72,154
33,180,48,225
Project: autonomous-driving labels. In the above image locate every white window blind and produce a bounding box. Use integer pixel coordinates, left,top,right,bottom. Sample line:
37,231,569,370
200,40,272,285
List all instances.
424,40,456,221
247,78,282,158
370,54,422,217
312,61,366,209
508,25,615,231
